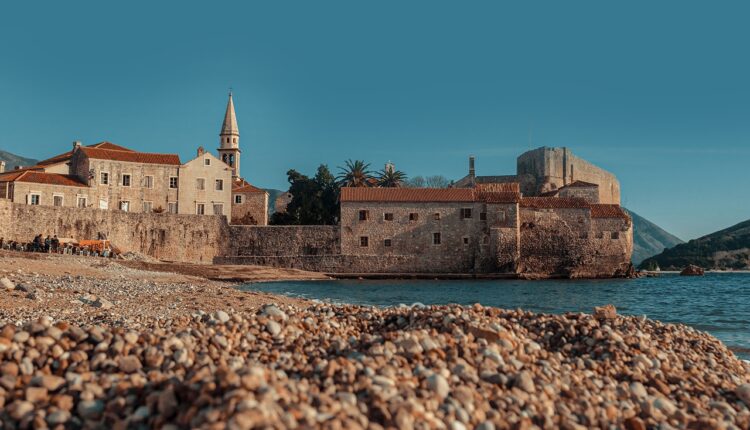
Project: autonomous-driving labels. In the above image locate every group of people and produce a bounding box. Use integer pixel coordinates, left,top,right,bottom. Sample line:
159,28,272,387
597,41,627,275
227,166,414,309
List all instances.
0,235,116,258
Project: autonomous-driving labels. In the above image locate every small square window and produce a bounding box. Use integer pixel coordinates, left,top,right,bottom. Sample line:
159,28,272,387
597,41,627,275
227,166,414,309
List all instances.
143,201,153,213
169,177,179,189
461,208,472,219
480,212,487,221
213,204,223,215
143,176,153,189
29,194,41,205
433,213,440,220
100,172,109,185
53,195,63,207
463,237,470,245
196,203,205,215
359,210,369,221
433,232,442,245
119,201,129,212
498,210,506,222
235,195,243,204
384,213,394,221
384,239,392,247
77,197,87,208
196,178,205,190
204,158,211,166
168,202,178,214
596,231,604,239
122,174,131,187
215,179,224,191
409,213,419,221
360,236,369,247
611,232,620,240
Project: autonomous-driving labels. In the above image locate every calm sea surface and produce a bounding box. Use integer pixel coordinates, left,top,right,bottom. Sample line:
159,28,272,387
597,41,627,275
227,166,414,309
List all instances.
238,273,750,360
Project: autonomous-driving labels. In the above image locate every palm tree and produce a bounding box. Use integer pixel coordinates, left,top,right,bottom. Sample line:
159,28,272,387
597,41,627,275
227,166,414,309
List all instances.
377,166,408,187
336,159,373,187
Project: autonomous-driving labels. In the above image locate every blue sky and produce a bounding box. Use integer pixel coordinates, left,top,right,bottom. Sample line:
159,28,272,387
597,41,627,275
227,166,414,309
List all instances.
1,1,748,240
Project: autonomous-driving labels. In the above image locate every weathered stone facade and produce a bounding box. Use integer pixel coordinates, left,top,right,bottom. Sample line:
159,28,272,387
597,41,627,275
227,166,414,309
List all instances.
231,180,269,226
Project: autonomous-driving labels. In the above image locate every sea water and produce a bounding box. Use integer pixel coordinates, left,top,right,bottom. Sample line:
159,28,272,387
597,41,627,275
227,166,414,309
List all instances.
238,273,750,360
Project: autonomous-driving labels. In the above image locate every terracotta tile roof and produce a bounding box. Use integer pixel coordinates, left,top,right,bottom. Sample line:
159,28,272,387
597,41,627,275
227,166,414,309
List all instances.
0,170,28,182
341,187,476,203
2,171,87,187
590,204,630,220
474,182,520,193
565,180,599,188
89,142,135,152
539,189,559,197
520,197,590,209
475,191,522,203
233,178,266,194
80,147,181,165
35,151,73,167
341,187,521,203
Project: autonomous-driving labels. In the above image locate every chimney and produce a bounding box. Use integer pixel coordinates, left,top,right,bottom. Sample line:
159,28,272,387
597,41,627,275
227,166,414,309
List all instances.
14,166,22,170
0,161,5,173
197,146,205,157
73,141,82,150
469,155,476,178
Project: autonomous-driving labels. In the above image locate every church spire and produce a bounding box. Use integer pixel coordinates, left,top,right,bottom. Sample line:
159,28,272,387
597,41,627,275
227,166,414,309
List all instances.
218,91,241,178
220,91,239,140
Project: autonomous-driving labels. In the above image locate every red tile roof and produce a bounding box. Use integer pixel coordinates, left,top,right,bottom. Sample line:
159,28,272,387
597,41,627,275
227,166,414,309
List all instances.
35,151,73,167
565,180,599,188
0,170,28,182
80,147,181,165
33,142,135,169
474,182,520,193
90,142,135,152
1,171,87,187
341,187,521,203
233,178,266,194
519,197,590,209
590,204,630,220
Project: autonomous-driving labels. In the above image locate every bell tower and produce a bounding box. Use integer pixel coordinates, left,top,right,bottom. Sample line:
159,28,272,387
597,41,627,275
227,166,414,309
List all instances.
218,91,241,178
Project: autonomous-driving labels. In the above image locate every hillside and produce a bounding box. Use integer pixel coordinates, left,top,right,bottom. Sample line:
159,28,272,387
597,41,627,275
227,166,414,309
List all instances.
640,219,750,270
0,149,37,170
626,209,684,264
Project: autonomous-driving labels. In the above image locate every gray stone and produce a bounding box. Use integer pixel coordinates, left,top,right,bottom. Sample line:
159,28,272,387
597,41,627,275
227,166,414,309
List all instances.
426,373,450,399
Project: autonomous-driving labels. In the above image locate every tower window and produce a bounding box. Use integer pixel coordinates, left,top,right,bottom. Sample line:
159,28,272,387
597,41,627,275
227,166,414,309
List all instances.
233,138,237,144
226,138,230,143
433,232,442,245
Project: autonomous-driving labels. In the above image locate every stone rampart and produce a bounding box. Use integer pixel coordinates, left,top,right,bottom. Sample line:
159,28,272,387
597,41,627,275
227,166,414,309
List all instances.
0,200,229,263
227,225,339,257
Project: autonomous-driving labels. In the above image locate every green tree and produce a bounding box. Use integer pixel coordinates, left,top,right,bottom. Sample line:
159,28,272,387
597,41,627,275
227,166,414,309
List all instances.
270,166,340,225
336,159,373,187
377,166,408,187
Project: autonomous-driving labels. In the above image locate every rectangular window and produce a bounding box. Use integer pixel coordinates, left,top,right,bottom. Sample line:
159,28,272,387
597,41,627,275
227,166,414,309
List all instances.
77,197,87,208
409,213,419,222
213,204,223,215
384,213,394,221
143,176,154,189
433,232,442,245
463,237,470,245
169,177,178,189
215,179,224,191
235,195,243,204
596,231,604,239
480,212,487,221
384,239,392,247
29,194,41,205
611,232,620,240
433,213,441,220
168,202,178,214
204,158,211,166
122,174,131,187
359,236,369,247
461,208,472,219
498,210,506,222
53,195,63,207
358,210,369,221
196,203,205,215
196,178,205,190
100,172,109,185
119,201,129,212
143,201,153,213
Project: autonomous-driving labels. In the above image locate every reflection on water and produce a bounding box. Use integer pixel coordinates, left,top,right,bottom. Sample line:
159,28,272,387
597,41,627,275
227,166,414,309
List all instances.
238,273,750,360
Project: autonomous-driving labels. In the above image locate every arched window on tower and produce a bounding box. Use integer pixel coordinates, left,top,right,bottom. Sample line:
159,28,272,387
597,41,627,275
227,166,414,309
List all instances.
222,154,227,162
233,138,237,144
229,154,234,166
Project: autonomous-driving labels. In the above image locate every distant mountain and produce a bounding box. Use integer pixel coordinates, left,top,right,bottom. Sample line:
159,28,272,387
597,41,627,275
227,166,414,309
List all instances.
626,209,684,265
640,219,750,270
0,150,37,170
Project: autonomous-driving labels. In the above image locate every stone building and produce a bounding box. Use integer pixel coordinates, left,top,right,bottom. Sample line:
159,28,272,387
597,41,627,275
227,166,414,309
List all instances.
0,93,268,224
339,186,632,277
455,147,620,205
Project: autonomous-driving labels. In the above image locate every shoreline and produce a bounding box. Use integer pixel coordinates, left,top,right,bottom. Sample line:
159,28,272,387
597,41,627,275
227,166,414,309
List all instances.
1,251,749,428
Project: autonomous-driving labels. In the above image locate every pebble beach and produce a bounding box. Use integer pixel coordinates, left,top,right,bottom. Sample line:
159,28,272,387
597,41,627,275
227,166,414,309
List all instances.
1,253,750,429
